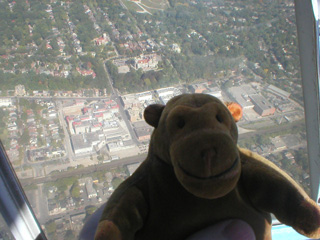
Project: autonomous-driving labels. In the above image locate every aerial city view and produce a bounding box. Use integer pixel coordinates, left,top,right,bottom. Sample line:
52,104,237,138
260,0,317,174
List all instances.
0,0,312,239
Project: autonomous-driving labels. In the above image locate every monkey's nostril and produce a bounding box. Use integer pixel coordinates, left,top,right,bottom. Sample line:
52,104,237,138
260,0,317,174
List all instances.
216,114,223,123
177,118,185,129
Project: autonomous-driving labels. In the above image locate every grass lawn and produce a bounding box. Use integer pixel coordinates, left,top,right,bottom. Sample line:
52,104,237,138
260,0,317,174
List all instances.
124,0,145,12
141,0,167,10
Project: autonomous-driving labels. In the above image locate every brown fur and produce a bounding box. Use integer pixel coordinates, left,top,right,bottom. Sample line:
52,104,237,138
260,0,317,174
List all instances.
95,94,320,240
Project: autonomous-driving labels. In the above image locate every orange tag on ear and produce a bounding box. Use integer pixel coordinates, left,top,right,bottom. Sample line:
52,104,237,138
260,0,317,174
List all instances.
226,102,243,122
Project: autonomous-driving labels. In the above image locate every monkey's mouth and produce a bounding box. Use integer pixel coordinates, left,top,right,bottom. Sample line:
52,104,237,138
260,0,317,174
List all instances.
178,157,239,180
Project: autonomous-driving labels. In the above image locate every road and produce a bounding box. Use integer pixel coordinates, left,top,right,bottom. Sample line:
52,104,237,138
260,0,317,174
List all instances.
103,60,140,145
37,184,49,223
21,153,147,187
118,0,128,10
238,120,305,140
56,100,75,161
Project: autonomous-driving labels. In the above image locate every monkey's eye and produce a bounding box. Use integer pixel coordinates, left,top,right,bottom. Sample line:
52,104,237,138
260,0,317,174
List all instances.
177,118,185,129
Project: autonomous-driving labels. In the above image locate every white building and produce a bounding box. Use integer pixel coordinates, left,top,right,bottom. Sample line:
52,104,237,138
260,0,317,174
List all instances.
0,98,12,107
107,140,135,153
136,91,153,102
266,85,291,99
71,132,102,155
15,85,26,96
156,87,175,98
228,85,256,109
207,87,222,99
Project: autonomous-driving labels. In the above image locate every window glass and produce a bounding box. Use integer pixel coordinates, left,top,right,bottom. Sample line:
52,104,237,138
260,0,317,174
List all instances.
0,213,15,240
0,0,312,238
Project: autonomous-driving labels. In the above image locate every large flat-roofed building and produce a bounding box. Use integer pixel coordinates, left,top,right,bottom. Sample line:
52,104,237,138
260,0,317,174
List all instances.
107,140,135,152
126,108,142,122
113,58,130,73
266,85,291,99
121,94,141,108
0,98,12,107
71,132,102,155
250,94,276,116
133,121,153,141
155,87,175,98
206,87,222,100
156,87,182,104
73,121,91,134
228,85,255,109
134,128,151,141
136,91,153,101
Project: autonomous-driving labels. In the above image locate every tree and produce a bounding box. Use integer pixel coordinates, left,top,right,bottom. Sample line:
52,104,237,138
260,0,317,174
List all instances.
21,112,28,121
19,129,30,146
97,155,104,161
70,183,81,199
111,177,123,189
45,220,56,235
19,99,31,109
86,206,97,216
64,230,76,240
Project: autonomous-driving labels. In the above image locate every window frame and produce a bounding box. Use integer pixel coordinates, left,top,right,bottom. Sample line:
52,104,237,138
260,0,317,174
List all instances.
0,0,319,239
0,142,47,240
294,0,320,202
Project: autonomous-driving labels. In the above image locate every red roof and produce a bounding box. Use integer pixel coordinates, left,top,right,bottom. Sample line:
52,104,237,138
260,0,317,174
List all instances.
72,122,82,126
95,108,105,112
80,116,90,120
94,113,103,118
66,116,74,123
138,58,149,64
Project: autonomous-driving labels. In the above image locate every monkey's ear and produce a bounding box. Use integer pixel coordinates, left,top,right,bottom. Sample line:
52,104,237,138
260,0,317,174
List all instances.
225,102,243,122
144,104,165,128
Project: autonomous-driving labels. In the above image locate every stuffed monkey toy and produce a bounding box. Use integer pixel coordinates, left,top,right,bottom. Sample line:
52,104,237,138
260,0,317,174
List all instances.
95,93,320,240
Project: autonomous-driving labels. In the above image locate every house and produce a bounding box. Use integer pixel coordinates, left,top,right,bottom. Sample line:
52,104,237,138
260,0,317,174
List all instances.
15,85,26,96
85,178,98,199
76,67,96,78
134,54,160,71
93,33,110,45
189,83,208,93
171,43,181,53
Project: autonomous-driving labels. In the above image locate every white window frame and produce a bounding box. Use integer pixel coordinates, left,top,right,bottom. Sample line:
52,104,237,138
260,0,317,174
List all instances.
0,142,46,240
295,0,320,202
0,1,319,239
